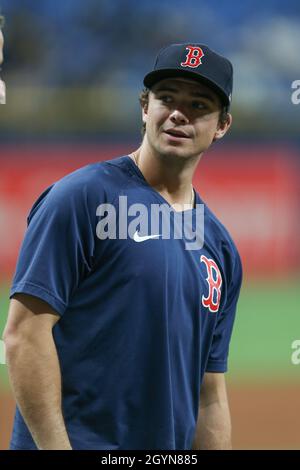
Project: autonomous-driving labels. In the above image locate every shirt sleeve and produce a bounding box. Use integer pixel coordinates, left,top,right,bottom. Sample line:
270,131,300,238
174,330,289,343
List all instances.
10,172,98,316
205,249,243,373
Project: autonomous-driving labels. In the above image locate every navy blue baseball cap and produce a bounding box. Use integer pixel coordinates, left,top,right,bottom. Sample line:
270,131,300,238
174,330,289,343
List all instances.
143,43,233,107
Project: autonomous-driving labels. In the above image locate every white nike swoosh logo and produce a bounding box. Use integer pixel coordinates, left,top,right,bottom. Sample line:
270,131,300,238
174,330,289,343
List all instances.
133,231,160,242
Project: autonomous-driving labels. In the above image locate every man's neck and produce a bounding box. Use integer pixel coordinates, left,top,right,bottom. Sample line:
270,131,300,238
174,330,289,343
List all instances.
131,141,202,207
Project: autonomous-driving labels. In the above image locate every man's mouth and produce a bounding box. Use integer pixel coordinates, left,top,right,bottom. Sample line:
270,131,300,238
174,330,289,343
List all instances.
164,128,191,139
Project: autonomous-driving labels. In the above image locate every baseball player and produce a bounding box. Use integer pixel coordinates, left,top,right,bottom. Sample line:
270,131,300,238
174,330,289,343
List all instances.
3,43,242,450
0,15,5,104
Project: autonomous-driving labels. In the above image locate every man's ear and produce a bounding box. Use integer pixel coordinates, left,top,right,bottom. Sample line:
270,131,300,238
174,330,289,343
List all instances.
142,102,148,125
213,113,232,142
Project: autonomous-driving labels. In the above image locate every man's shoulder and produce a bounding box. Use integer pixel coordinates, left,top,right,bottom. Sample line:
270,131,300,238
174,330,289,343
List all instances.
55,155,131,190
206,204,235,244
27,156,131,221
201,198,241,263
37,155,132,202
201,200,243,290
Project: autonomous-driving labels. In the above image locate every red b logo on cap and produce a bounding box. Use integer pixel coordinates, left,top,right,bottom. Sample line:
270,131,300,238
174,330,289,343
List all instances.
181,46,204,69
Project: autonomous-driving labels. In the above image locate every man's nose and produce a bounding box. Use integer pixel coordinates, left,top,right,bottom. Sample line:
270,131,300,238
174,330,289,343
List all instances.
169,109,189,125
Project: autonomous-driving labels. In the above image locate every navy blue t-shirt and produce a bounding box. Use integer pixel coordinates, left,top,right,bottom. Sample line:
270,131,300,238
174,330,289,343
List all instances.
10,155,242,450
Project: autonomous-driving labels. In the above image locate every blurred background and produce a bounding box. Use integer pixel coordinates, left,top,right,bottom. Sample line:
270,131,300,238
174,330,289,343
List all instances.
0,0,299,450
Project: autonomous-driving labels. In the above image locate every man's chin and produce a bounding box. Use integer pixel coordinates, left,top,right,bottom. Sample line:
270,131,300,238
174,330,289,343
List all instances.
157,146,201,162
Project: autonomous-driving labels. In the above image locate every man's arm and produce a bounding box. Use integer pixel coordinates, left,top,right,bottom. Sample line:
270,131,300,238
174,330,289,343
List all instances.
3,294,72,450
191,372,232,450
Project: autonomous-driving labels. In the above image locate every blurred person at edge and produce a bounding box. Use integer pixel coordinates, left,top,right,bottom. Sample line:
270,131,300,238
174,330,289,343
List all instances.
0,15,5,104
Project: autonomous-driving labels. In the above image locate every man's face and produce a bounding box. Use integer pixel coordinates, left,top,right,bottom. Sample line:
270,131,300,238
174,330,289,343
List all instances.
142,77,231,160
0,29,5,104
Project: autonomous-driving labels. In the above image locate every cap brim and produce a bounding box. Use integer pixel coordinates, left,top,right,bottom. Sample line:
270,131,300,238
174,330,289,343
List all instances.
143,68,230,107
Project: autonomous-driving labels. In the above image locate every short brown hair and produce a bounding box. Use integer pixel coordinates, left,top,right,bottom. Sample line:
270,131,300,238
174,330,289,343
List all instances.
139,88,229,137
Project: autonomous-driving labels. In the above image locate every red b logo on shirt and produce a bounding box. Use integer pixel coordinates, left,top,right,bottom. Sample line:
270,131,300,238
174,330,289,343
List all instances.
201,255,222,313
181,46,204,68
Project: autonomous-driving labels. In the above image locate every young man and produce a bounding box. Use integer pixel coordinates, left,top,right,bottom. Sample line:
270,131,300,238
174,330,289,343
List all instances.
3,43,242,450
0,15,6,104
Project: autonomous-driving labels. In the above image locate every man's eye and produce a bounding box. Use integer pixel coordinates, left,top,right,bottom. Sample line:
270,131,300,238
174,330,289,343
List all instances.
160,95,173,103
192,101,206,110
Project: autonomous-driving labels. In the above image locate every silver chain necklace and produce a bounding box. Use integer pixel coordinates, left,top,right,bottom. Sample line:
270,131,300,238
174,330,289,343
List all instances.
131,153,194,209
